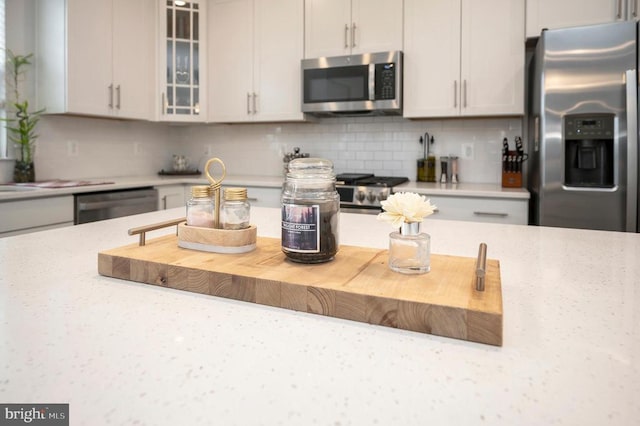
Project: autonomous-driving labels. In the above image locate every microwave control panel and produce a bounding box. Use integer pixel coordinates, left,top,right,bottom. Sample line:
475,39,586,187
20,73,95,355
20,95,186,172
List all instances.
375,63,396,100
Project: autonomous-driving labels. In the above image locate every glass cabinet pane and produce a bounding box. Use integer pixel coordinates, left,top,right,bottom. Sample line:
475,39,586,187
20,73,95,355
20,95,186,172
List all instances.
164,0,201,117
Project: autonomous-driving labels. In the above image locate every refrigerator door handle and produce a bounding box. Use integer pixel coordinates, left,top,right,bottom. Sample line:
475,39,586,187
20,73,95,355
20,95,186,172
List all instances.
624,69,638,232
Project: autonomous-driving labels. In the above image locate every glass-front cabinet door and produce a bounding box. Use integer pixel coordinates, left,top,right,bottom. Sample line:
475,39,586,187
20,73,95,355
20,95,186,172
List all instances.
159,0,206,121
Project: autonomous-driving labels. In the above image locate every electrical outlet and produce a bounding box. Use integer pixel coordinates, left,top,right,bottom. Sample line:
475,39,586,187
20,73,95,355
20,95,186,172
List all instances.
461,143,474,159
67,140,79,157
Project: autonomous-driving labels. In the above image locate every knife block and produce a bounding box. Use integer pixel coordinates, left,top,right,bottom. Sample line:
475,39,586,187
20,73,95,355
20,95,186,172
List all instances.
502,150,523,188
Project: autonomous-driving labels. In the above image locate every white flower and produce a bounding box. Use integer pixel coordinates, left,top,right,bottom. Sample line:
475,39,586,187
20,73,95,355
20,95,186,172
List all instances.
376,192,437,228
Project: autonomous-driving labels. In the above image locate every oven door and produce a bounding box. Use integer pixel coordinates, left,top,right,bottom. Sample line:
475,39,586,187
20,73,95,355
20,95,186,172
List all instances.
340,204,382,215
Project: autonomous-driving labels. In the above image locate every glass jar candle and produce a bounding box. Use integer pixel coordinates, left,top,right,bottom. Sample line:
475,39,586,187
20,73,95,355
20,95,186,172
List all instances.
281,158,339,263
221,187,250,230
186,185,214,228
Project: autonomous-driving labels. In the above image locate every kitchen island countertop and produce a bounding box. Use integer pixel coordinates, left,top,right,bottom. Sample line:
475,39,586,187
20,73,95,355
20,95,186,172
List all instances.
1,207,637,425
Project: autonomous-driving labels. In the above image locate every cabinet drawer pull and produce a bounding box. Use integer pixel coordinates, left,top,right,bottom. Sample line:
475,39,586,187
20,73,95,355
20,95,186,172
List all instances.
473,211,508,217
247,197,258,202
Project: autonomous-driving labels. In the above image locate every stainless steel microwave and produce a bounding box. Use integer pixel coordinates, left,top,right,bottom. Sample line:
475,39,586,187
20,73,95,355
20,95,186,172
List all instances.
301,51,403,116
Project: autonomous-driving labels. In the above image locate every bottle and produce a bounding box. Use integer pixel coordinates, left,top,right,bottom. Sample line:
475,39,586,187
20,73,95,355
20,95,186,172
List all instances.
281,158,340,263
221,187,251,230
186,185,214,228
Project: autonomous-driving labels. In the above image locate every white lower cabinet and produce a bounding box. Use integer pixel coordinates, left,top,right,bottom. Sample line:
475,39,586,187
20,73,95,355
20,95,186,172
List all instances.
424,195,528,225
235,186,281,208
0,196,74,237
156,185,187,210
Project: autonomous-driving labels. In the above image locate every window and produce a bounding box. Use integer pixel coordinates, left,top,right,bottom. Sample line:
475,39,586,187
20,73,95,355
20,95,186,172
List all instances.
0,0,6,158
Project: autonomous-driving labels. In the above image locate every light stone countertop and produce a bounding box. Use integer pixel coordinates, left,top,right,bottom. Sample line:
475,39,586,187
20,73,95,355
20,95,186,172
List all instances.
396,181,530,199
0,175,529,202
0,207,638,425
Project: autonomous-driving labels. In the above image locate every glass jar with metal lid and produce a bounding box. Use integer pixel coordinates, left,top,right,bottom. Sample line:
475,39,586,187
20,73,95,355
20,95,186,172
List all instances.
186,185,214,228
281,157,339,263
221,187,251,230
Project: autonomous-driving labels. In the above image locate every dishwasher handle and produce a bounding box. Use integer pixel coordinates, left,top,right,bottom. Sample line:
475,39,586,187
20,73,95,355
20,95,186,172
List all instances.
78,195,156,211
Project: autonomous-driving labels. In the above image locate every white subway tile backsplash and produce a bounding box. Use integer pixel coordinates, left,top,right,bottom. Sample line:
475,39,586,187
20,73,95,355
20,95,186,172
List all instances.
29,115,523,184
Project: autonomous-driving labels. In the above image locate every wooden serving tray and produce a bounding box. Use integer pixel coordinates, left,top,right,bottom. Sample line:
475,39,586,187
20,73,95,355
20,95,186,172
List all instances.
98,235,503,346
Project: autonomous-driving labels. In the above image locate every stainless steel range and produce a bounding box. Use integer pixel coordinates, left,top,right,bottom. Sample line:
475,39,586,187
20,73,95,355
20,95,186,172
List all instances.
336,173,409,214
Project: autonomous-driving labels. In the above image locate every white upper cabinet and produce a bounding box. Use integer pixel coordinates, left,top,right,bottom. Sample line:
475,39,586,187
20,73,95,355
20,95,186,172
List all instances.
157,0,207,122
209,0,304,123
36,0,154,120
526,0,637,38
403,0,524,118
304,0,403,58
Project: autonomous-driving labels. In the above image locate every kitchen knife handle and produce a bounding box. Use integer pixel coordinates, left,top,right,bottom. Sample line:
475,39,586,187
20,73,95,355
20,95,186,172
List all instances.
344,24,349,49
351,22,356,47
116,85,121,109
108,84,113,109
453,80,458,108
625,69,638,232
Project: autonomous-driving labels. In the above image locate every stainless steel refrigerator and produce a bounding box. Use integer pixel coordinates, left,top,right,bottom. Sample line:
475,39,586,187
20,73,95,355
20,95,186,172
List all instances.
528,21,638,232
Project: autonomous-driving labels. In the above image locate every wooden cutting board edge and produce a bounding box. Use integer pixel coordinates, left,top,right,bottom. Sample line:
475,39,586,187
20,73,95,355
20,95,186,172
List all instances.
98,234,503,346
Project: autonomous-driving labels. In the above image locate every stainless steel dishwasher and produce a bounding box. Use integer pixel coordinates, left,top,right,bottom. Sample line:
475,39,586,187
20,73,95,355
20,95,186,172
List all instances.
74,188,158,224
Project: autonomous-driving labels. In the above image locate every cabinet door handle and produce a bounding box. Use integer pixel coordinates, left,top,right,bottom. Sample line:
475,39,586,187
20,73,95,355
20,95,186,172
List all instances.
108,84,113,108
247,197,258,202
252,92,258,114
247,93,251,114
473,211,508,217
463,79,468,108
453,81,458,108
344,24,349,48
633,0,638,17
116,85,121,109
351,22,356,48
162,195,167,210
616,0,623,18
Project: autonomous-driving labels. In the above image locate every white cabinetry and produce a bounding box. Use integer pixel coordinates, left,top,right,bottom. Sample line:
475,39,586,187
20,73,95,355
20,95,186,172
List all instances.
304,0,403,58
425,195,528,225
157,0,207,122
209,0,304,122
0,196,74,237
241,186,281,208
156,184,187,210
526,0,637,38
36,0,154,120
404,0,524,118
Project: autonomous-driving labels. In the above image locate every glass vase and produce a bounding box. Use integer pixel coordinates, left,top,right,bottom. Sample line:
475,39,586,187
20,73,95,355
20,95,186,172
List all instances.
388,222,431,274
13,161,35,183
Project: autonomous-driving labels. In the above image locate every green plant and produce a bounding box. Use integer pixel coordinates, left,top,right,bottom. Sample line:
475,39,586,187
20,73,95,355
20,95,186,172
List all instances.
3,50,45,163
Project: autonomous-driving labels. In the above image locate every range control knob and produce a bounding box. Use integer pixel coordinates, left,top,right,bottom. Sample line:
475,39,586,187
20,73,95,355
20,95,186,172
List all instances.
355,190,366,202
367,192,377,203
378,191,389,201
